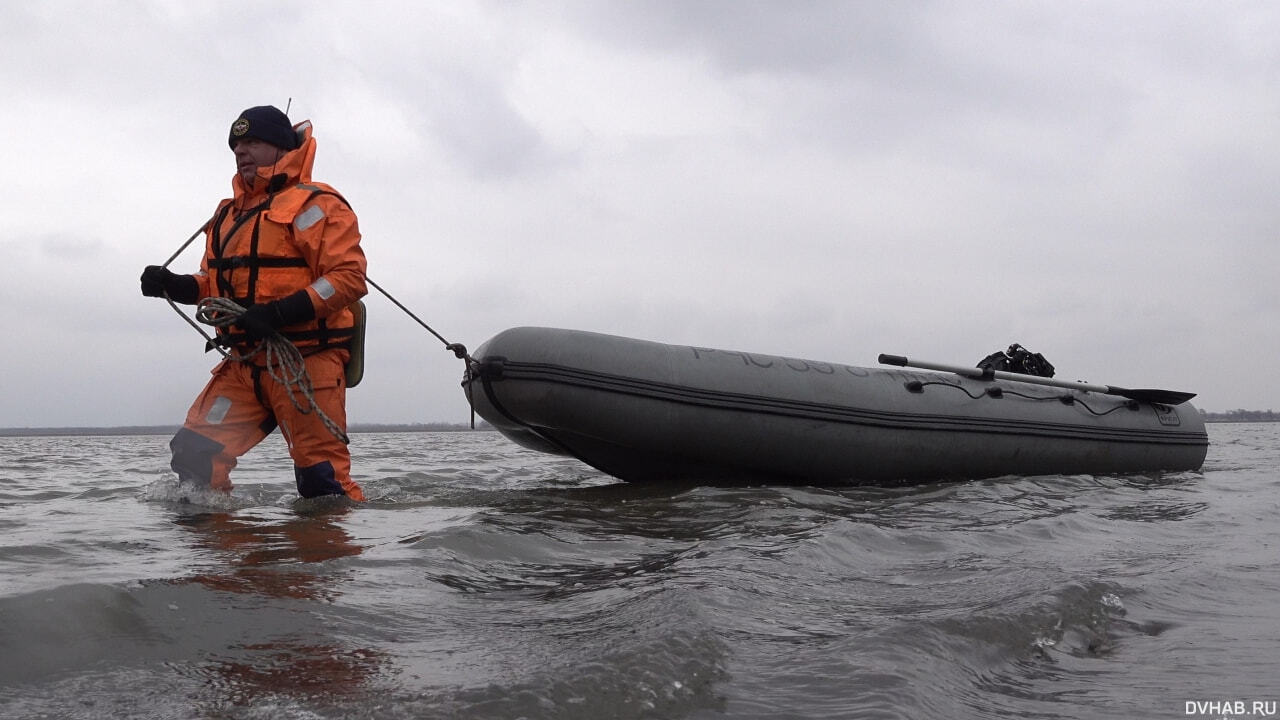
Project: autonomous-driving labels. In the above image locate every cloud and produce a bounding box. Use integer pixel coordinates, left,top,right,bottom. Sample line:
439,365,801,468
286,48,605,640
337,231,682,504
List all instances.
1,1,1277,428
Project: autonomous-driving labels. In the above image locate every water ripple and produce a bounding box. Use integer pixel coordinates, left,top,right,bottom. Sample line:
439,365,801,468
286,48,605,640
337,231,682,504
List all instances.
0,426,1276,719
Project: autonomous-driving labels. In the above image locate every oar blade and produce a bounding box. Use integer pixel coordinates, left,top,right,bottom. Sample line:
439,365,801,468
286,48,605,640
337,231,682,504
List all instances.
1110,387,1197,405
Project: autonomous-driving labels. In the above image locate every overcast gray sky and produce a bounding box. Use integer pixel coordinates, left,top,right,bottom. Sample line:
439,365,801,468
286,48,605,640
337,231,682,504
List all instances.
2,1,1277,428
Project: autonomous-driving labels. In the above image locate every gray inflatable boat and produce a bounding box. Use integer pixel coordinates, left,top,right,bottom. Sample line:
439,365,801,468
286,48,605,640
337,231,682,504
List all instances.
462,327,1208,485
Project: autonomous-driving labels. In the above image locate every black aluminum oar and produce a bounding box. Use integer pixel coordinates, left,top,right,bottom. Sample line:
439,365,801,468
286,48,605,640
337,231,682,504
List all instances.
877,354,1197,405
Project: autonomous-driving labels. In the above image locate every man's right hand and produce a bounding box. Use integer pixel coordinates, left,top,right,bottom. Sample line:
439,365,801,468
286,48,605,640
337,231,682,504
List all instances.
140,265,199,304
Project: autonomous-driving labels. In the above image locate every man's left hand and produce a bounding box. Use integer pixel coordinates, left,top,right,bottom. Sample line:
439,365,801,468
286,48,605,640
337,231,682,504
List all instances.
236,302,283,341
236,290,316,341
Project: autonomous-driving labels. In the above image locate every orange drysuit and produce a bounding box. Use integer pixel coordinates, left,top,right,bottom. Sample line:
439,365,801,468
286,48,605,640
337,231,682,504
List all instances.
170,120,367,501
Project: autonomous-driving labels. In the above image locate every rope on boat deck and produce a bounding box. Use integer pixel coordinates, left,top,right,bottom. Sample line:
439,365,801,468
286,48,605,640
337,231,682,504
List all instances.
905,379,1139,416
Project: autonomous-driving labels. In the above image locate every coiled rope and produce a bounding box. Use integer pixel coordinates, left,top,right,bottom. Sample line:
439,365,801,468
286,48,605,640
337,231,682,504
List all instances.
194,297,350,444
161,220,476,434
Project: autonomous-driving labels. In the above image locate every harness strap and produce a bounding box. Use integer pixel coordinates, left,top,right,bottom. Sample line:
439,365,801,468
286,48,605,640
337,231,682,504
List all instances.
210,197,273,298
297,185,352,209
217,325,357,352
208,257,309,270
247,209,264,305
208,183,358,351
247,365,280,436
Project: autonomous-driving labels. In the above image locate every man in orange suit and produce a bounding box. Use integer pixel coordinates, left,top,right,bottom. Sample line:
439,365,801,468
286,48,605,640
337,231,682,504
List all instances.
141,105,367,501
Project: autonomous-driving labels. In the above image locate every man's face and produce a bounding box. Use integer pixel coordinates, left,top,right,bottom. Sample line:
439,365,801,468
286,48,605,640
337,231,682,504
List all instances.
233,138,286,187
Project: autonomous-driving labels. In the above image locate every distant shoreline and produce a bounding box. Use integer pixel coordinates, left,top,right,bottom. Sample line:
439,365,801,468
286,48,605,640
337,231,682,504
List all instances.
0,423,493,438
1201,412,1280,423
0,416,1274,438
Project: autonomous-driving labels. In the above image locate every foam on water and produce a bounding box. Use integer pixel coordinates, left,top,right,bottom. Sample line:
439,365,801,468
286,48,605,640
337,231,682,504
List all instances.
139,477,263,511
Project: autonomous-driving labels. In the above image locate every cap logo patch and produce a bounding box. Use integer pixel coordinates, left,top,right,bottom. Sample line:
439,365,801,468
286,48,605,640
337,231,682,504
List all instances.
231,118,250,137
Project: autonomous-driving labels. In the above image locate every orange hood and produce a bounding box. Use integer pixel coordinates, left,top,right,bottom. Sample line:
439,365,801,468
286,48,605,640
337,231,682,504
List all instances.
230,120,318,204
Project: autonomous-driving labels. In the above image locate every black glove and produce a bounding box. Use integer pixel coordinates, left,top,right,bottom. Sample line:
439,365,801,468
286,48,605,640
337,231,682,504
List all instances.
140,265,199,304
236,290,316,342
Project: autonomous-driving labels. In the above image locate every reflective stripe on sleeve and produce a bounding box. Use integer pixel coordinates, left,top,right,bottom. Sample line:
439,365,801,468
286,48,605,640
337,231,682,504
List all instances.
295,205,325,231
310,277,337,300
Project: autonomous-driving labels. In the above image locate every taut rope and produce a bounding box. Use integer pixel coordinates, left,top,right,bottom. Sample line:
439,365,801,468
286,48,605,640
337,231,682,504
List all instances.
365,277,471,362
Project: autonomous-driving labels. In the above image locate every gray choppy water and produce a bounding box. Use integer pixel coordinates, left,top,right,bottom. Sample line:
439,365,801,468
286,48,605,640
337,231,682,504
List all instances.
0,425,1276,719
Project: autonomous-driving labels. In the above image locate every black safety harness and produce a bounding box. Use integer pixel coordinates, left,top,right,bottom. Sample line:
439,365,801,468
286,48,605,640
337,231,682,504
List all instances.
207,179,357,354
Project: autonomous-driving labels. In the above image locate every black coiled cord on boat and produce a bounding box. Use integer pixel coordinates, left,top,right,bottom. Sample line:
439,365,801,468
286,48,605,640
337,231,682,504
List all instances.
905,381,1138,416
